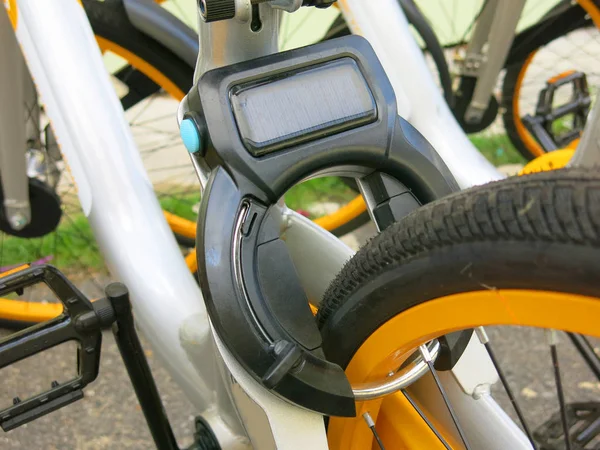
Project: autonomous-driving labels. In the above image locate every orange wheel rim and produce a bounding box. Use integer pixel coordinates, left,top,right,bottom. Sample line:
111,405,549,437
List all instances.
313,195,367,232
511,52,545,158
519,148,575,175
95,36,185,101
328,289,600,449
4,0,17,29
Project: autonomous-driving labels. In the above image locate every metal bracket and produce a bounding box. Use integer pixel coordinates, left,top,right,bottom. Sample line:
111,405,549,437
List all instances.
0,10,31,231
459,0,526,124
460,53,486,78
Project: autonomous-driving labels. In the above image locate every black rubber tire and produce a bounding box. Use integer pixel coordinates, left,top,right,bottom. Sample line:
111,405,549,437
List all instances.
83,0,193,95
317,168,600,369
502,3,595,161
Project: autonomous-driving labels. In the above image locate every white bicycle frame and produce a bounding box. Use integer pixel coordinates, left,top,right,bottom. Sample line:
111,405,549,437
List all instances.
6,0,542,448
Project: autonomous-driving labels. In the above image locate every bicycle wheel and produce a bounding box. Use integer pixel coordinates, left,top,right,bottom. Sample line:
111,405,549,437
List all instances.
318,168,600,449
503,0,600,160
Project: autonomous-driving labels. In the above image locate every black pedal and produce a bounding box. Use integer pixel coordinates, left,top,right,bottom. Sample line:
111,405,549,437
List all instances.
522,70,591,152
0,265,114,431
534,402,600,449
0,268,183,449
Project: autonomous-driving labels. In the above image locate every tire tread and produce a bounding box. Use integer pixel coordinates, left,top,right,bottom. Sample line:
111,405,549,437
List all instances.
316,168,600,328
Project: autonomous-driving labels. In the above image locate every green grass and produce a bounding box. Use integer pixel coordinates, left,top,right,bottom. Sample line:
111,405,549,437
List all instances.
1,214,103,272
284,177,356,216
159,194,199,221
0,195,201,273
2,134,525,272
470,133,526,166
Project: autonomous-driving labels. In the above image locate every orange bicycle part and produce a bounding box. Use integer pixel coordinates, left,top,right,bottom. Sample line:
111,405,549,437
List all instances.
328,290,600,449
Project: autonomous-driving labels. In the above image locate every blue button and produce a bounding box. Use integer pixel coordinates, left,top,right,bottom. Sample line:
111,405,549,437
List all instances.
180,118,202,154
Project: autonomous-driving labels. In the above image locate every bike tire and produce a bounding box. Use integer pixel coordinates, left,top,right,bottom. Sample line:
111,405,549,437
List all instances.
317,168,600,448
84,0,193,94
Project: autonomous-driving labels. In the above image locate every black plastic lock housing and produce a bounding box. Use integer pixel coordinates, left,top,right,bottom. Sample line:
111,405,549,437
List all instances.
180,35,458,417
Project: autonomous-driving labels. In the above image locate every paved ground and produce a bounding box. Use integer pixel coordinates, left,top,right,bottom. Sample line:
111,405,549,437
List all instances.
0,328,197,450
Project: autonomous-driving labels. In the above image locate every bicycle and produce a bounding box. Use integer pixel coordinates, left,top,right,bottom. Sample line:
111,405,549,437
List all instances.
8,0,598,331
0,0,200,326
1,0,600,449
0,0,392,328
0,0,360,329
328,0,600,161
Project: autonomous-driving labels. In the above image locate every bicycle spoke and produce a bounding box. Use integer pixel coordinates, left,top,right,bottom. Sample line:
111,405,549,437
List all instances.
476,327,538,449
362,412,386,450
548,329,572,450
131,123,180,138
129,93,160,126
138,142,181,156
402,390,452,450
567,333,600,382
419,344,472,450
